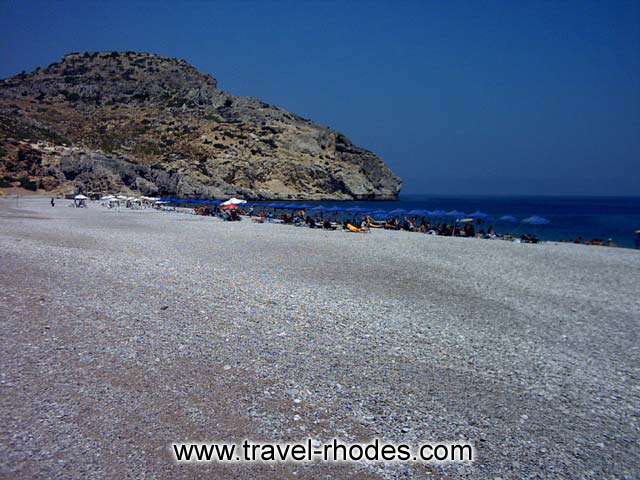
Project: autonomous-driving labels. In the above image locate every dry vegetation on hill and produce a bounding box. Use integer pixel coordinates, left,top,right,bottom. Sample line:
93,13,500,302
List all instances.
0,51,401,199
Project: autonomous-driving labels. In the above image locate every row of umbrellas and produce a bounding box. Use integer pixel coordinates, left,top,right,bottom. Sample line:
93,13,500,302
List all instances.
160,198,551,225
250,205,550,225
100,195,160,202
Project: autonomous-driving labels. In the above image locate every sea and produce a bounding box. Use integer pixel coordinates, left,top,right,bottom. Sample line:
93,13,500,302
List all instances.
264,195,640,249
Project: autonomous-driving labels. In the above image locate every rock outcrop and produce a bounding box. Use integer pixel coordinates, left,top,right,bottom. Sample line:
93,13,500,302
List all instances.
0,52,401,199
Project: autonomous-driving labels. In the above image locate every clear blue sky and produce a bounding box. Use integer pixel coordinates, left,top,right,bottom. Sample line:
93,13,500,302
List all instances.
1,0,639,195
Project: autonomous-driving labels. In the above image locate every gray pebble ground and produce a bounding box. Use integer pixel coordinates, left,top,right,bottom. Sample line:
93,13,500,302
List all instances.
1,198,639,479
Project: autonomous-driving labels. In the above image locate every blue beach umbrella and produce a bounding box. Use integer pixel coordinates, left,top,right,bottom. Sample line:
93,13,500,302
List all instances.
522,216,550,225
346,206,367,213
309,205,325,218
468,211,492,228
444,210,465,236
468,211,491,220
407,209,425,216
324,205,345,220
369,210,389,219
498,215,518,223
522,215,550,240
430,209,447,217
345,207,367,220
446,210,466,219
388,208,406,216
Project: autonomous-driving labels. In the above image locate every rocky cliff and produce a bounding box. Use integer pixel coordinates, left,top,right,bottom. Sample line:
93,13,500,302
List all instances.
0,52,401,200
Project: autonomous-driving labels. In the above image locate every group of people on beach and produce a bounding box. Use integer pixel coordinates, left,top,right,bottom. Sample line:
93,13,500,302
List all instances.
195,205,526,241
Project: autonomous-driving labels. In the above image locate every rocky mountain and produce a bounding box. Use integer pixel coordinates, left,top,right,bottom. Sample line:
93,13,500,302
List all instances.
0,51,401,200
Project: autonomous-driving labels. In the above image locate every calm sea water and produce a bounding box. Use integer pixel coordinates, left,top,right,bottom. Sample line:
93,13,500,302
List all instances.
276,195,640,248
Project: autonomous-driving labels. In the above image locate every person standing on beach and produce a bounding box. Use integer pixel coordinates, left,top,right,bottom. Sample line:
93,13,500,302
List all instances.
50,197,55,207
635,230,640,249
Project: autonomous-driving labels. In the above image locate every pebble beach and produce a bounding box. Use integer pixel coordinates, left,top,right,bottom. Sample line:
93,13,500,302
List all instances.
1,197,639,479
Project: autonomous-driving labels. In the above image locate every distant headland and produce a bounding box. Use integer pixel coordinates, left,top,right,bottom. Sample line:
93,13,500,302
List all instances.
0,51,402,200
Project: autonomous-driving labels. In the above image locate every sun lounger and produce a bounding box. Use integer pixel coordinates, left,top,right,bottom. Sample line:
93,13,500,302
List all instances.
346,223,367,233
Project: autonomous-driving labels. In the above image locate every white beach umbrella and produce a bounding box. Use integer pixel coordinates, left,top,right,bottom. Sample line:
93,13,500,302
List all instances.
74,194,88,200
221,197,247,206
